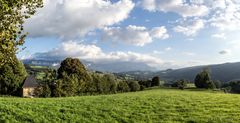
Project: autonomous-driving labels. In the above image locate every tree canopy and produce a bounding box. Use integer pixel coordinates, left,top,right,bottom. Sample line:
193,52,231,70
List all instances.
0,0,43,66
0,55,27,95
194,69,215,89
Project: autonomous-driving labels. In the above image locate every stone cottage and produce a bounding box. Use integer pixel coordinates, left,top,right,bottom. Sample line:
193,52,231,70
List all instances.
22,75,38,97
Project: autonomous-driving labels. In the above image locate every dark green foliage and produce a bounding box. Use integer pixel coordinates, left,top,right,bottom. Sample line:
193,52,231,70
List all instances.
0,57,27,95
140,85,145,91
128,81,140,92
138,80,152,88
172,79,188,90
152,76,160,87
205,80,216,89
58,58,91,82
223,81,240,93
34,70,56,97
102,74,117,93
54,58,91,96
53,73,79,97
194,70,214,89
213,80,222,89
35,58,142,97
117,81,130,92
34,84,51,98
90,73,121,94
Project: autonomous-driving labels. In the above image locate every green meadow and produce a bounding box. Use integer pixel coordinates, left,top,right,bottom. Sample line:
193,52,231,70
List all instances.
0,89,240,123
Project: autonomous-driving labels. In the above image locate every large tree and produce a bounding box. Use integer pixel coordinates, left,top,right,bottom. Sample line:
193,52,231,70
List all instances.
0,0,43,66
55,58,91,96
194,69,215,89
0,56,27,95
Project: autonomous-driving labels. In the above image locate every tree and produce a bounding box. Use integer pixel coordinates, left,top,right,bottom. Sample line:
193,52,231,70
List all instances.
58,58,91,81
213,80,222,89
223,81,240,93
194,69,213,89
128,81,140,92
0,56,27,95
152,76,160,87
35,70,56,97
172,79,188,90
54,58,91,96
0,0,43,66
117,81,130,92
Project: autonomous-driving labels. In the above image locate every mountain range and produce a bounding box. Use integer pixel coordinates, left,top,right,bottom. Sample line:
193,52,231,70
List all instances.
22,59,155,72
23,59,240,82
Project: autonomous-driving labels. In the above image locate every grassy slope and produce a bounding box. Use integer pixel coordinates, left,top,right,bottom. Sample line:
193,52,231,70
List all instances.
0,89,240,123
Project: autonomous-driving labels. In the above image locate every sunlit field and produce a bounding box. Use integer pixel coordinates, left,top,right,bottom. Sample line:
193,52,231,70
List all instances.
0,88,240,123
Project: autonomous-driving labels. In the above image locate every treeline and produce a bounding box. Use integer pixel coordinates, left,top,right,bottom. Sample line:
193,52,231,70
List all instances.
35,58,161,97
168,69,240,94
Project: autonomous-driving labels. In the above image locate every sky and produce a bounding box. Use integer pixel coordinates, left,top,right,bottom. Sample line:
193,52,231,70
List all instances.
18,0,240,70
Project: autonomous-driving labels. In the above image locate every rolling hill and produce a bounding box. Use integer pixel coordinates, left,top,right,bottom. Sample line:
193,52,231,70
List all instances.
117,62,240,83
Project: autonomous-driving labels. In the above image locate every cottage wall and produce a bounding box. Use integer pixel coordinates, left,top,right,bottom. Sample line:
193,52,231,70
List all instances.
22,87,35,97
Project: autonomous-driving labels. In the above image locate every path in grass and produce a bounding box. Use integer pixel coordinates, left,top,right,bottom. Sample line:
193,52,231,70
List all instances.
0,89,240,122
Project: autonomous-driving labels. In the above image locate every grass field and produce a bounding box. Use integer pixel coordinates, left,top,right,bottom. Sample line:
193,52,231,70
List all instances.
0,88,240,123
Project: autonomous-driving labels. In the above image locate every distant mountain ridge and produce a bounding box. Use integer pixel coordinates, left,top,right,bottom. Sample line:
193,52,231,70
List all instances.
23,59,240,82
22,59,155,72
117,62,240,83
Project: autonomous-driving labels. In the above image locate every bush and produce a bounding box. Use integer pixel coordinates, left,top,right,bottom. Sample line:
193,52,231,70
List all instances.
213,80,222,89
117,81,130,92
128,81,140,92
224,81,240,93
205,80,216,89
172,79,188,90
138,80,151,88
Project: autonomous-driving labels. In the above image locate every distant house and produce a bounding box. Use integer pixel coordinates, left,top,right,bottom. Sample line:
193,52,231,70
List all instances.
22,75,39,97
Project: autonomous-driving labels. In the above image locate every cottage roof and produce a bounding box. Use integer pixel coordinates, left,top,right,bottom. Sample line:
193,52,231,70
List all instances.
22,75,39,88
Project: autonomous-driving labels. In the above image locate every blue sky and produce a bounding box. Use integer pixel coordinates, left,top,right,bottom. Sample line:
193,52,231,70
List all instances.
19,0,240,70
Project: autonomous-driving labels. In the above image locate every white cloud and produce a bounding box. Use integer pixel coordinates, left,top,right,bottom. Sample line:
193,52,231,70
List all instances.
150,27,170,39
219,49,232,55
142,0,240,33
24,0,135,38
101,25,169,46
207,0,240,31
182,52,196,56
211,33,226,39
141,0,209,17
153,50,164,55
173,19,204,36
33,41,167,68
165,47,172,51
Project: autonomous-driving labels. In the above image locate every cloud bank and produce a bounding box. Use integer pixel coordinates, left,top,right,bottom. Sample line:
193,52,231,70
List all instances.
24,0,135,38
101,25,169,46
